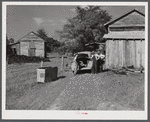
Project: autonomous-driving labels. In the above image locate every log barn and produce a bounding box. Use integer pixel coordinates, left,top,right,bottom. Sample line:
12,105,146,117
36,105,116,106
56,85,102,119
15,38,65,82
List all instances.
103,9,145,69
10,31,46,57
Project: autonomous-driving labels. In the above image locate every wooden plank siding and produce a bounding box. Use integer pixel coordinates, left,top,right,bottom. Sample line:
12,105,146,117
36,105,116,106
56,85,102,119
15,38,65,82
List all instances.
129,40,135,67
19,40,45,57
142,40,145,68
34,41,45,57
15,32,46,57
11,43,20,55
20,42,29,56
122,40,126,67
104,9,145,70
136,41,141,68
105,39,145,69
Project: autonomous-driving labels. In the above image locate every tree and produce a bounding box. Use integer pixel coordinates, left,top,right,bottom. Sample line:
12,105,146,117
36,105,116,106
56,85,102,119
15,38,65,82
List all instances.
36,28,61,53
37,28,48,40
46,37,61,52
57,6,111,53
6,35,14,56
9,38,14,44
6,35,9,45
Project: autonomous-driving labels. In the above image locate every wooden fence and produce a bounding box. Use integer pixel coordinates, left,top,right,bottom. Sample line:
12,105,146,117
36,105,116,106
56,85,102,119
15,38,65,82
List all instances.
105,39,145,69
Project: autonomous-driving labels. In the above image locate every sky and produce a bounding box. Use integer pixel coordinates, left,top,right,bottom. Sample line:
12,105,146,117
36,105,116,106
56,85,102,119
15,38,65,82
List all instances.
6,5,145,42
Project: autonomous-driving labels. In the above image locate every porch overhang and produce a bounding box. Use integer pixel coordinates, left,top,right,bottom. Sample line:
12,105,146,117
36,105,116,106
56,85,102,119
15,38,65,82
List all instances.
103,31,145,39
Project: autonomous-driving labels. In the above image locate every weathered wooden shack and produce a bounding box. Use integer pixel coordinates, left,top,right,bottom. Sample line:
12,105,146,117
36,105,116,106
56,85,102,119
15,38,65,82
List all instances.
103,9,145,69
10,31,46,57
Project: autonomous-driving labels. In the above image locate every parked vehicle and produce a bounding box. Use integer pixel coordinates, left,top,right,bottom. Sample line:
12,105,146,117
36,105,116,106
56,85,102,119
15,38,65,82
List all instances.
71,51,93,75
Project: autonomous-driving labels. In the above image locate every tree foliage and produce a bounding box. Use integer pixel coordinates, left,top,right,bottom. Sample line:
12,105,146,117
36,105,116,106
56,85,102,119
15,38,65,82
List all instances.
46,37,61,52
37,28,61,53
37,28,48,40
57,6,111,53
6,35,14,56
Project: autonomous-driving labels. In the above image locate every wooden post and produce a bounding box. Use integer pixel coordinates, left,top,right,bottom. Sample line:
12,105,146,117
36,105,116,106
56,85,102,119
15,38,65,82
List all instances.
61,56,64,75
41,60,43,67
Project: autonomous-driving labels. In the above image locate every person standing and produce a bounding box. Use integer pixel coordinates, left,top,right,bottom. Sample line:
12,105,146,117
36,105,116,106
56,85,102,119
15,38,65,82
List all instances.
91,51,99,74
96,51,101,73
95,51,101,73
99,50,105,72
91,51,96,74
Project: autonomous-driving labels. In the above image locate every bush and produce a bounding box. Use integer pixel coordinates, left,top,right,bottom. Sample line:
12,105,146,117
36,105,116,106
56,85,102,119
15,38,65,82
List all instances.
7,55,50,64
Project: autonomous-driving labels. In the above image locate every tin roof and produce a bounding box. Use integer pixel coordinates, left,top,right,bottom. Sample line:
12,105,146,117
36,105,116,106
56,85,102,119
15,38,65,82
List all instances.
104,9,145,27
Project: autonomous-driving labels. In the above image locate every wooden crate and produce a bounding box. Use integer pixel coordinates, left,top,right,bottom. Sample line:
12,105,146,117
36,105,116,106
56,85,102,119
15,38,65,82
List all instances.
37,67,58,83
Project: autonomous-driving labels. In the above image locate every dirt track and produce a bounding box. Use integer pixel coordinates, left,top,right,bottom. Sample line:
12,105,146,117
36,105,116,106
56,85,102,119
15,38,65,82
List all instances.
47,72,144,110
6,61,144,110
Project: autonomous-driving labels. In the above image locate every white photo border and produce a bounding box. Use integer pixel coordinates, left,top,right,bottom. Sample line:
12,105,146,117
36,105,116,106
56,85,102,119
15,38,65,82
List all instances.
2,2,148,120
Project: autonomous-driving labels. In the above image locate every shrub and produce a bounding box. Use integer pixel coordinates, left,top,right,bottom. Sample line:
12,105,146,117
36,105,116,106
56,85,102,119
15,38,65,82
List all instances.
7,55,50,64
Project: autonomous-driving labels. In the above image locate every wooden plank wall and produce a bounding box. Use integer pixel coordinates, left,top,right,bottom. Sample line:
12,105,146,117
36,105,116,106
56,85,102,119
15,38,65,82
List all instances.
20,40,45,57
11,43,20,55
16,43,20,55
34,41,45,57
142,40,145,68
20,42,29,56
105,39,145,69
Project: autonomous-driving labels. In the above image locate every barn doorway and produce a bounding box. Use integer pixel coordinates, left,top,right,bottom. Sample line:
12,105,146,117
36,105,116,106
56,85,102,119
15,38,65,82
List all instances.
28,48,36,56
12,48,17,55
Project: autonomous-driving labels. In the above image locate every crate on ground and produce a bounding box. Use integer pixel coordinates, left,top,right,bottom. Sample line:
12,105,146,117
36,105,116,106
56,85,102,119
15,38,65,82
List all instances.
37,66,58,83
51,67,58,81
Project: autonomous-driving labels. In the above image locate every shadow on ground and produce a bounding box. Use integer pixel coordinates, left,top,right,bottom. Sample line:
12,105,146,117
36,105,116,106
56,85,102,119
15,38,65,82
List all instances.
57,76,66,80
77,69,109,75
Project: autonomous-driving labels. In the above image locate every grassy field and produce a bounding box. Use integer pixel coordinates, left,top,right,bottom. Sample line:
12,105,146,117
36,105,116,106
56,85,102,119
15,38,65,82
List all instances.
6,57,63,110
6,57,145,110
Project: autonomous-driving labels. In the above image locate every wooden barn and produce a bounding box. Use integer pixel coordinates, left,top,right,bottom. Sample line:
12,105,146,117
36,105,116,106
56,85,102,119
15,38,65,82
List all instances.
103,9,145,69
10,31,46,57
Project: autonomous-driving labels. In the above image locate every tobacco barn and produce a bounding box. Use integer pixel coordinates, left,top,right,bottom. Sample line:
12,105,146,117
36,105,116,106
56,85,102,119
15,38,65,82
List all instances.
10,31,46,57
103,9,145,69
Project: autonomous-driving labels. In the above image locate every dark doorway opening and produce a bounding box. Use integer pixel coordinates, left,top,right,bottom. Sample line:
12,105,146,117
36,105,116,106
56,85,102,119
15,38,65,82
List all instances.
28,48,36,56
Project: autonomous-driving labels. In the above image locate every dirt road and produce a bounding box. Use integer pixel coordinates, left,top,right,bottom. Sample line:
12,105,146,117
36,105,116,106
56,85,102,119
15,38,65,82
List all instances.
47,71,144,110
6,62,144,110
